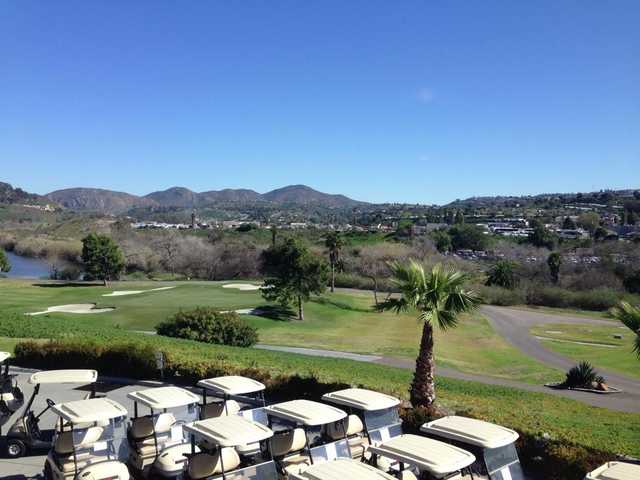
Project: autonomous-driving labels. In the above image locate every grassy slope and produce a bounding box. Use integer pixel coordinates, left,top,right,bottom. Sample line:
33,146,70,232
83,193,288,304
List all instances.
0,279,561,383
530,322,640,379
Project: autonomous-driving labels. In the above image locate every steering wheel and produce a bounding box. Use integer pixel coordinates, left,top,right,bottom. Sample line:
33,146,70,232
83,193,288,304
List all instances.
46,398,56,408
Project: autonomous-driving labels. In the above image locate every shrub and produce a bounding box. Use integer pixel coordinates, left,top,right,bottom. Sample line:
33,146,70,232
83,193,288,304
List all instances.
525,286,625,311
486,260,519,289
623,270,640,294
477,285,526,306
156,307,258,347
563,361,599,389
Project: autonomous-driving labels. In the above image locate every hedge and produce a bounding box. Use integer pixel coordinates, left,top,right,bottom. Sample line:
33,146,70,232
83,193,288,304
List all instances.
13,339,623,480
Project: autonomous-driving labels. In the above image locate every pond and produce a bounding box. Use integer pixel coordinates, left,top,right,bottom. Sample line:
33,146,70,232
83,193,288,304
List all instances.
2,250,52,279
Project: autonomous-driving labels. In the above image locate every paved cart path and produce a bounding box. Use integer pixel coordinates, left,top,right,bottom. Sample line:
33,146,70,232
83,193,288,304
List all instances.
257,305,640,413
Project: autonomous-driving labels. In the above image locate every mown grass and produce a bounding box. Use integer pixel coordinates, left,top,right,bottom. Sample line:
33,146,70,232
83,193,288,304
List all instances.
0,279,562,384
7,321,640,458
530,322,640,379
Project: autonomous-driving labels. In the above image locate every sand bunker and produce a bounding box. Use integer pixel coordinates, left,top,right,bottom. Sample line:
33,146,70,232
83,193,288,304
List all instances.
222,283,263,291
102,286,176,297
28,304,115,316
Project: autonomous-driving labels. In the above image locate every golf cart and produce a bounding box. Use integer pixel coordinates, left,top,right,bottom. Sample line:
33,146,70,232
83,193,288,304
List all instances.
367,434,476,480
584,462,640,480
127,386,201,478
183,414,276,479
264,399,350,476
321,388,402,458
198,376,267,424
4,369,99,458
287,458,397,480
0,351,24,430
43,397,130,480
421,416,524,480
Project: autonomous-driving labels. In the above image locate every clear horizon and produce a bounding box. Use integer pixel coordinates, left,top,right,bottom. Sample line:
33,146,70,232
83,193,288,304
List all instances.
2,1,638,204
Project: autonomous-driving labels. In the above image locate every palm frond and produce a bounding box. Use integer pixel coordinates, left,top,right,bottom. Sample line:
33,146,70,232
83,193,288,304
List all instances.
611,302,640,357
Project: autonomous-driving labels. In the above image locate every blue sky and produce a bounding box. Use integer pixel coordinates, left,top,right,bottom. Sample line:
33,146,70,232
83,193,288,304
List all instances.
1,1,638,204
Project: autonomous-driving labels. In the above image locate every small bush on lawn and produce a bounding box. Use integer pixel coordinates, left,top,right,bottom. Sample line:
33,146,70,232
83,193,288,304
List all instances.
477,285,526,306
156,307,258,347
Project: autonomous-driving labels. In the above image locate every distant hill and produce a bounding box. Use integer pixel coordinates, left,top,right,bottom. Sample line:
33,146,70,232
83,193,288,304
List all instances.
0,182,48,205
44,184,365,213
46,188,157,214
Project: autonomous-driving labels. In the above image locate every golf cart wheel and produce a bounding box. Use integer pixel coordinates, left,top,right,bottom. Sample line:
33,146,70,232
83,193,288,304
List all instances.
44,462,53,480
5,438,26,458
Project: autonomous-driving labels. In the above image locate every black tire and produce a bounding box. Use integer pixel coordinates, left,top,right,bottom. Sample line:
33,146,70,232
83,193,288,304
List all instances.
5,438,26,458
44,461,53,480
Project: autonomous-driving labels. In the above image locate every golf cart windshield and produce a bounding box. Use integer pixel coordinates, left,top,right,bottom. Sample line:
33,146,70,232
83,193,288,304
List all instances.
484,443,524,480
365,408,402,443
69,415,129,464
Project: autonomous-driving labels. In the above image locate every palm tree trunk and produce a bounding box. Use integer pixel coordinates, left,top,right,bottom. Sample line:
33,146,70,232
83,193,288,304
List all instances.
410,322,436,408
297,296,304,321
331,263,335,293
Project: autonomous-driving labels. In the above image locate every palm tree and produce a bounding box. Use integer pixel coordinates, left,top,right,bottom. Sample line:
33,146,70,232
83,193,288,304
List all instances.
378,260,480,408
610,301,640,359
325,231,343,293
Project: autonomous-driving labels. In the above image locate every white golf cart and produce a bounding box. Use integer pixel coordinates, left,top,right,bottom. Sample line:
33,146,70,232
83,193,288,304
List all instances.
287,458,397,480
197,375,267,424
321,388,402,458
264,399,350,476
421,416,524,480
4,369,99,458
183,414,276,479
368,434,476,480
0,351,24,431
127,386,201,478
43,397,130,480
584,462,640,480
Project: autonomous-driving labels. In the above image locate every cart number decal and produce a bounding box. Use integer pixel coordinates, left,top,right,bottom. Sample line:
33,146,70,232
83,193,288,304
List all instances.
170,425,183,441
93,441,108,452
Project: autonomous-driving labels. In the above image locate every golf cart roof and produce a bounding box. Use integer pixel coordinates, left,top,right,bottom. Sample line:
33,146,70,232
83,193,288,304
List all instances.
368,434,475,477
421,416,519,449
585,462,640,480
197,375,265,395
289,458,396,480
322,388,400,411
28,369,98,385
0,352,10,363
265,399,347,426
184,415,273,447
52,398,127,424
127,386,200,409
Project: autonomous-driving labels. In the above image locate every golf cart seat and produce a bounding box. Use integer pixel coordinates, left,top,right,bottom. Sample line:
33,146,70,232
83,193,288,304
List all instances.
201,400,241,419
187,448,240,479
327,414,368,458
55,426,105,455
130,416,155,440
398,472,418,480
271,427,306,457
54,431,75,456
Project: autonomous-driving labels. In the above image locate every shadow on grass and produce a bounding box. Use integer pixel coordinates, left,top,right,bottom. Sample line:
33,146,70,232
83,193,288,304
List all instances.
254,305,297,322
32,282,103,288
311,297,372,313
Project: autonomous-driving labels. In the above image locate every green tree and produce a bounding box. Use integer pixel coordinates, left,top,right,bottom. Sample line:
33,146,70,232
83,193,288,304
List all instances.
547,252,562,284
562,217,576,229
610,302,640,359
0,250,11,273
324,231,344,293
81,233,125,286
449,224,488,251
261,238,328,320
576,212,600,234
529,223,557,249
485,260,519,289
454,210,465,225
431,229,452,253
378,261,480,408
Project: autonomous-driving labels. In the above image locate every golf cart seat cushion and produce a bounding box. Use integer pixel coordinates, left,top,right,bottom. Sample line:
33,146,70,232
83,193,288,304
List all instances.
282,455,311,476
187,449,240,478
54,431,74,455
327,414,364,439
154,412,177,433
348,436,369,459
131,416,155,440
75,426,104,448
271,428,307,457
399,472,418,480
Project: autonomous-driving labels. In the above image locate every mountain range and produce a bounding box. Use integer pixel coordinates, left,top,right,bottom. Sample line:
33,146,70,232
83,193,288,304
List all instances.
44,184,366,214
